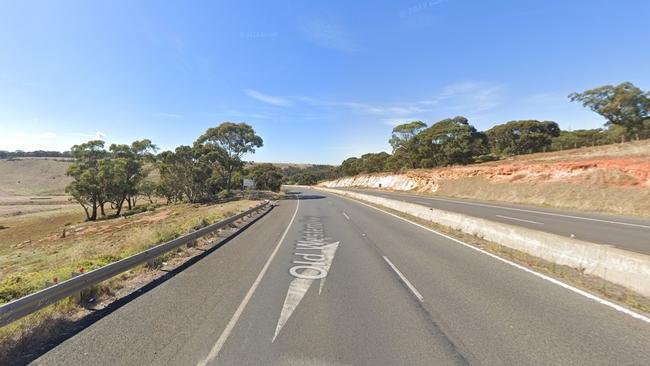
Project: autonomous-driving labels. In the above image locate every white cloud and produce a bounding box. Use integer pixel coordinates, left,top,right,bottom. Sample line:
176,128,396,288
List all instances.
243,81,501,127
433,81,502,113
299,20,357,52
95,131,106,140
245,89,292,106
293,96,427,116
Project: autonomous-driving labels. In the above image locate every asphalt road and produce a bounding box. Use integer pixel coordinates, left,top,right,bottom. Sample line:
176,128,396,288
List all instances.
334,187,650,255
34,188,650,365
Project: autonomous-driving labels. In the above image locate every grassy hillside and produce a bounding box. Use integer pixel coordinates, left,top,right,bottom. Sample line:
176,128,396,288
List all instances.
0,158,72,196
0,158,317,197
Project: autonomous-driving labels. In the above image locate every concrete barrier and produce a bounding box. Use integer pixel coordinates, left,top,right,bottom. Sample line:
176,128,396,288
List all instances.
317,187,650,297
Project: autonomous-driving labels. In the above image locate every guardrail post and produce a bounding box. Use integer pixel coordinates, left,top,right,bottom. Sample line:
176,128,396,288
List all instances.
70,271,83,303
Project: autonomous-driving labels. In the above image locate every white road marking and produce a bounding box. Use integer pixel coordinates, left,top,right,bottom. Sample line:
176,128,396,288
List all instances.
382,256,424,302
197,196,301,366
389,193,650,229
273,241,340,342
495,215,543,225
318,242,340,295
342,212,350,220
332,193,650,324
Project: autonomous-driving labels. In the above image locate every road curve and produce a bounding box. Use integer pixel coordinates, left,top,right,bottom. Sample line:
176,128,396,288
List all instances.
332,187,650,255
34,188,650,365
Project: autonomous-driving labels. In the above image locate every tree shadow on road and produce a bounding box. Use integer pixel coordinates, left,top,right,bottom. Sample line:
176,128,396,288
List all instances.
281,192,327,201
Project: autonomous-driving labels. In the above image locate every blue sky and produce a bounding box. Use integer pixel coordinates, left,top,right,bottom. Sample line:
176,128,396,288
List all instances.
1,0,649,164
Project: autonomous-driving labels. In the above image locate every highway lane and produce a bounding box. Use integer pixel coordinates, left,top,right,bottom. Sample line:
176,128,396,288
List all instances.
334,187,650,255
34,188,650,365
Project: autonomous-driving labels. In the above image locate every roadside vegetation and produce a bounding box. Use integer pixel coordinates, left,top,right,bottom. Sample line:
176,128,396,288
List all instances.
66,122,268,220
281,164,340,185
0,121,289,355
0,121,281,305
0,200,259,304
0,198,268,363
338,82,650,176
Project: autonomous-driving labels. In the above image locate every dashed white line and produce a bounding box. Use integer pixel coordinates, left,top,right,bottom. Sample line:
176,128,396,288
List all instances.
332,192,650,324
390,193,650,229
495,215,543,225
197,196,300,366
342,212,350,220
382,256,424,302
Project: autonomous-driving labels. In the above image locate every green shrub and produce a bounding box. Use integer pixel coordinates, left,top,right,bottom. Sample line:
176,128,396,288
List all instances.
122,206,148,217
218,190,234,200
0,273,44,303
473,154,500,163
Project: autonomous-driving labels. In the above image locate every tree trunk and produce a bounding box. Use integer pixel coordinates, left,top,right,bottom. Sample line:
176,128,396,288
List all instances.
82,205,91,220
127,197,132,210
100,202,106,216
90,202,97,221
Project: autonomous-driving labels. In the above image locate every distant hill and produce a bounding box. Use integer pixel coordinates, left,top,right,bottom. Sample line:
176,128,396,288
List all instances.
0,158,332,197
0,158,72,196
249,162,318,169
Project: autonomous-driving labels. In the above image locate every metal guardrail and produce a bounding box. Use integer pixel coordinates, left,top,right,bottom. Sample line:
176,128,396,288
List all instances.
0,201,271,328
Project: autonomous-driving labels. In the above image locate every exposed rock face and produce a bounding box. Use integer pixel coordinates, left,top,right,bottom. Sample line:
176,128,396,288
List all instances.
319,140,650,216
322,174,425,191
322,157,650,191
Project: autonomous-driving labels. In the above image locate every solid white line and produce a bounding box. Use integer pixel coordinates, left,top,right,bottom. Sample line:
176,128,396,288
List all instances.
358,190,650,229
331,192,650,324
342,212,350,220
496,214,543,225
382,256,424,302
197,196,301,366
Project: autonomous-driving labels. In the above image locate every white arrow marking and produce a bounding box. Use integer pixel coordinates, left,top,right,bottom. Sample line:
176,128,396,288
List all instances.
273,241,339,342
319,241,339,295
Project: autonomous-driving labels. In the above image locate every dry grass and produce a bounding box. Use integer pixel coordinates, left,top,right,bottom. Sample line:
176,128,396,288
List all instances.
0,200,259,297
325,140,650,217
0,198,268,363
499,139,650,163
0,197,77,218
435,176,650,216
0,158,72,196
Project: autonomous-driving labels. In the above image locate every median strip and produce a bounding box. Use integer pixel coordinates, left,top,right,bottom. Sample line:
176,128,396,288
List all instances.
315,186,650,321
